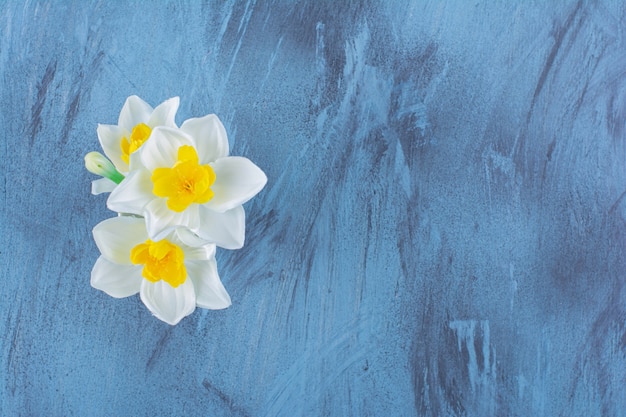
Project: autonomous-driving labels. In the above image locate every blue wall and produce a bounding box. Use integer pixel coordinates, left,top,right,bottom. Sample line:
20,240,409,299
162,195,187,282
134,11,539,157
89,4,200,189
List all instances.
2,1,626,416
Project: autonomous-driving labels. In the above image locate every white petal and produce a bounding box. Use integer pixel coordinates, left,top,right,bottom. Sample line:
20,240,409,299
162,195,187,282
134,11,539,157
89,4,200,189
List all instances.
92,216,149,265
107,169,153,215
175,229,217,257
91,178,117,195
144,199,200,241
186,259,231,309
128,148,147,172
140,126,193,171
183,244,217,261
149,97,180,127
180,114,229,162
178,237,216,261
91,256,142,298
140,279,196,325
97,124,130,172
205,157,267,212
118,95,153,131
196,205,245,249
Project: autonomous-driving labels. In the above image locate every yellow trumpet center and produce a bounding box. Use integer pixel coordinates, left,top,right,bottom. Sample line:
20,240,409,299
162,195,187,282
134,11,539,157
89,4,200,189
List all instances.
120,123,152,164
130,239,186,287
151,145,216,212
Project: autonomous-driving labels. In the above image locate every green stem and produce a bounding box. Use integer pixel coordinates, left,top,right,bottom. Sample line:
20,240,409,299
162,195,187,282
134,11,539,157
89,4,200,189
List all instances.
109,170,125,184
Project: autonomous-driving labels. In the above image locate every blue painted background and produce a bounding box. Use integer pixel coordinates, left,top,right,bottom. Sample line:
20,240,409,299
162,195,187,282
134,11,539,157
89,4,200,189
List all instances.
2,1,626,416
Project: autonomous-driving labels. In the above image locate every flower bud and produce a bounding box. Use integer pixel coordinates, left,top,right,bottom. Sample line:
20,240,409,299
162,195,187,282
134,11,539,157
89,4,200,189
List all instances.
84,151,125,184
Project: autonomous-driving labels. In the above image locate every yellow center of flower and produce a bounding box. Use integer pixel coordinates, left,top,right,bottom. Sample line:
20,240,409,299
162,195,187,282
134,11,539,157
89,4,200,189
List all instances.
130,239,186,287
120,123,152,164
151,145,216,212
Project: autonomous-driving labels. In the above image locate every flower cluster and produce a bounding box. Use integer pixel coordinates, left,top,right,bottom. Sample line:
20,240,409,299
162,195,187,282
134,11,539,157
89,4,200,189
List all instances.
85,96,266,325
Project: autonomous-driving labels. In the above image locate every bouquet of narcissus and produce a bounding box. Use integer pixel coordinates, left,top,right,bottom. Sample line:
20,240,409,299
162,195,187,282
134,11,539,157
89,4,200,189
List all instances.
85,96,267,325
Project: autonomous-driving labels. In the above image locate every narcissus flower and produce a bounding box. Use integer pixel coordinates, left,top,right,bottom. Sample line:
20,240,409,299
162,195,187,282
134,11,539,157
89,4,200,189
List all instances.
107,115,267,249
91,216,231,325
92,95,180,194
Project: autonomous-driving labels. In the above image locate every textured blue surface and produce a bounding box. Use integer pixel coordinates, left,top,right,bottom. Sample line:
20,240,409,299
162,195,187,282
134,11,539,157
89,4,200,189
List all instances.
2,1,626,416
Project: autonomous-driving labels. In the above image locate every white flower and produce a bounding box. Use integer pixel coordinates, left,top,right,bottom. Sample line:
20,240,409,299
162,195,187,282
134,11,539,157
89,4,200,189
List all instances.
107,115,267,249
91,216,231,325
92,95,180,194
